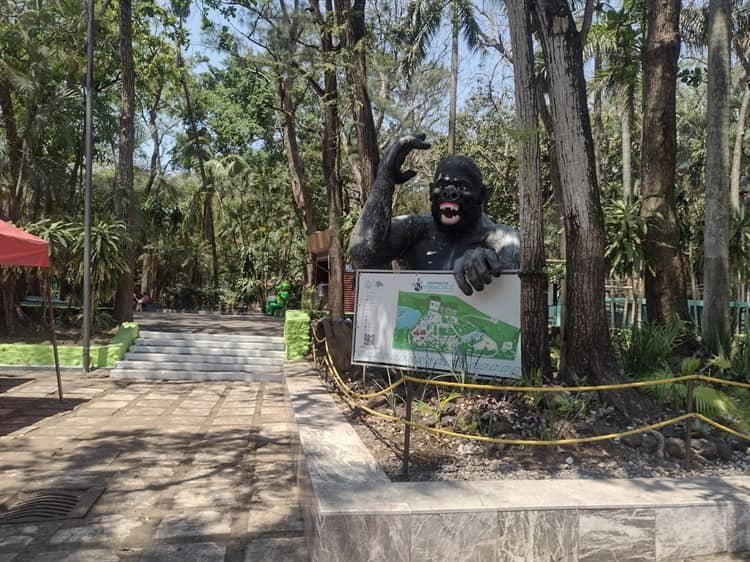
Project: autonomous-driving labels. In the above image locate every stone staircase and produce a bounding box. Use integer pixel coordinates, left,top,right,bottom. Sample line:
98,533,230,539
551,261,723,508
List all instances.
111,330,285,382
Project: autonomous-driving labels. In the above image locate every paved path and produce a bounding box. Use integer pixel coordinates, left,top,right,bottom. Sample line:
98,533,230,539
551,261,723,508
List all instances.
0,313,308,562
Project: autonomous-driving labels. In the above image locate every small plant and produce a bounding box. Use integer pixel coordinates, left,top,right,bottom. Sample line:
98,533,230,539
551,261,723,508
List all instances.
620,320,687,376
641,358,741,423
729,334,750,382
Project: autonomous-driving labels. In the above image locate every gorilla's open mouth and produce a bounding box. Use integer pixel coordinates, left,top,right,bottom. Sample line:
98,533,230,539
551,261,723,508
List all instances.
440,202,461,225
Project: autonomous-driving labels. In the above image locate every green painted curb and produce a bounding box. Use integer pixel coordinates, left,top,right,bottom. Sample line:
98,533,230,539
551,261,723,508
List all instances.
284,310,310,360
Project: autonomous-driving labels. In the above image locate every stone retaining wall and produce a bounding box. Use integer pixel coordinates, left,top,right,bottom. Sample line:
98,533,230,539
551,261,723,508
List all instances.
285,363,750,561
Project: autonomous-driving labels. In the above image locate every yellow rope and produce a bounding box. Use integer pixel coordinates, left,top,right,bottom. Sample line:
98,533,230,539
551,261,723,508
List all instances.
696,375,750,390
315,334,750,446
694,414,750,442
403,373,699,393
322,339,406,399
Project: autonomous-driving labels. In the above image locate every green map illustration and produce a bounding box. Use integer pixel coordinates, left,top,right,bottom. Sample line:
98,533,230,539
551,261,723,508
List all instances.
393,291,520,360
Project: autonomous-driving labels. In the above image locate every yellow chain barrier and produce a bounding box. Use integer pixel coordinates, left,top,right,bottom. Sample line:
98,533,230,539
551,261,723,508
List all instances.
312,332,750,446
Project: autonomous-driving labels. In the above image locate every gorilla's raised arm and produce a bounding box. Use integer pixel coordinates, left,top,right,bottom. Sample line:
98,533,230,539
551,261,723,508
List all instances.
348,134,431,269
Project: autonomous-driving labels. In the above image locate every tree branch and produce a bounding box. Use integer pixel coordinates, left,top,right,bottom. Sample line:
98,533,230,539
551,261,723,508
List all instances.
580,0,595,47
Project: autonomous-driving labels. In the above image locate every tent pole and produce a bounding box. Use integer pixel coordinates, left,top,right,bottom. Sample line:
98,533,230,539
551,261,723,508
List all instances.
45,271,63,401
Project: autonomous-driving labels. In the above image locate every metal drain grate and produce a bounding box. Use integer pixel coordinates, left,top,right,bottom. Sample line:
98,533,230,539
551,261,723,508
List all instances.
0,487,104,524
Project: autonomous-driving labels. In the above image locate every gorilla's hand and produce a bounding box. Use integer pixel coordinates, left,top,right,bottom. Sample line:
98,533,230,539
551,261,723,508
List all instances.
379,133,431,184
453,248,504,296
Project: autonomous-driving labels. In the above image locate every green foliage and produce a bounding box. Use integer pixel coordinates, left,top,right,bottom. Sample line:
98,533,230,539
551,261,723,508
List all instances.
729,335,750,382
643,369,741,423
603,196,649,279
620,321,686,376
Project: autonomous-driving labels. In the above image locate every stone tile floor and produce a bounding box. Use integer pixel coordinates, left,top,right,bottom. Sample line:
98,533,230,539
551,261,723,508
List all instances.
0,369,308,562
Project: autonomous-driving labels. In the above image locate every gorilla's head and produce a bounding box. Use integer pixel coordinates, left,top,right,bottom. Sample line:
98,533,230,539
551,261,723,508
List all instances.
429,156,487,235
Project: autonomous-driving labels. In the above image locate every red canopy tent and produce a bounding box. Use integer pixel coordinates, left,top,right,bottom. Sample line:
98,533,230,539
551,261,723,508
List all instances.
0,220,50,267
0,220,63,399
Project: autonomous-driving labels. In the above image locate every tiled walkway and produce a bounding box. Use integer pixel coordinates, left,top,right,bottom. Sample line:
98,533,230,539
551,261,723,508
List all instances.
0,314,307,562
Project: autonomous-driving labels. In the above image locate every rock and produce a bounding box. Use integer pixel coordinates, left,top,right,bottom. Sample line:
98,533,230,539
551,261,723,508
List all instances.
693,439,718,461
485,443,507,457
565,456,574,465
641,433,659,454
716,440,733,462
440,415,456,428
665,437,687,459
414,411,435,428
621,433,643,448
489,421,514,436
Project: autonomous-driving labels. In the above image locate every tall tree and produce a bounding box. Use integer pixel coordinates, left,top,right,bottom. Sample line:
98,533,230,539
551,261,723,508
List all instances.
114,0,137,322
703,0,732,351
507,0,551,378
404,0,480,154
639,0,690,325
531,0,622,395
337,0,379,202
731,5,750,213
311,0,345,320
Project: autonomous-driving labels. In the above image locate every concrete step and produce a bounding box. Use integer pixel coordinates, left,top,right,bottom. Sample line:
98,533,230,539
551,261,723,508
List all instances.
128,345,285,358
115,360,282,373
132,338,283,351
138,330,283,345
110,368,282,382
123,352,284,365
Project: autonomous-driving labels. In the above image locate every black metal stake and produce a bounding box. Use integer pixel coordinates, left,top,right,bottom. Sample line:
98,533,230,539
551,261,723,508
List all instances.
402,380,413,478
685,378,695,464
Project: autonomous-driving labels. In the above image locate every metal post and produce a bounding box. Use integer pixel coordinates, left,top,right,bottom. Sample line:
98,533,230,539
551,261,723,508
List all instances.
685,378,695,464
45,271,63,401
401,380,413,478
82,0,95,372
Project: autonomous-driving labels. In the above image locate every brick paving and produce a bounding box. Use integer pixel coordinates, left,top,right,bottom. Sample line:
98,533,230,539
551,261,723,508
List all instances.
0,313,308,562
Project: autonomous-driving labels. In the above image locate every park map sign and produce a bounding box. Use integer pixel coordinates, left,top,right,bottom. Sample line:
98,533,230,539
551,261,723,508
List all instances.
352,271,522,379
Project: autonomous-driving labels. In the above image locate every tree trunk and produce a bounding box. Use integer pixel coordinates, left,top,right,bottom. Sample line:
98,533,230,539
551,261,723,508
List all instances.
177,18,218,289
337,0,379,203
703,0,732,352
314,0,345,320
640,0,690,325
621,103,633,200
531,1,621,392
731,80,750,214
276,72,317,286
114,0,136,323
0,77,22,220
593,48,604,187
448,0,459,155
144,84,163,198
508,0,551,379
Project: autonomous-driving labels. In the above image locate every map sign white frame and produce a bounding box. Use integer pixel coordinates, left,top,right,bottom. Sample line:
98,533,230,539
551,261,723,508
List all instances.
351,270,522,379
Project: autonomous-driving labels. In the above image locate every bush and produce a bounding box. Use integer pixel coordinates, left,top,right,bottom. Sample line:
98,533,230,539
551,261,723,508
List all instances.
619,321,686,376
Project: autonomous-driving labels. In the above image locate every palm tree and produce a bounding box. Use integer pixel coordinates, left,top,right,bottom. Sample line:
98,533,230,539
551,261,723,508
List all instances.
403,0,481,154
585,2,642,200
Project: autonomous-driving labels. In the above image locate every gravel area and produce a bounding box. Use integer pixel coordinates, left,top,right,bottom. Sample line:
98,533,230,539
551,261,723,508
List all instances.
325,377,750,482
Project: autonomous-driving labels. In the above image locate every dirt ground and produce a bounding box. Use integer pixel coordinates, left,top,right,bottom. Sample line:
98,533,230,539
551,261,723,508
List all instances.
322,369,750,483
1,313,118,346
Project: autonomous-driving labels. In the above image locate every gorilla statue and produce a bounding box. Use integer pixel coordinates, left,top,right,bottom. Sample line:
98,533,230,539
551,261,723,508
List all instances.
349,134,520,295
